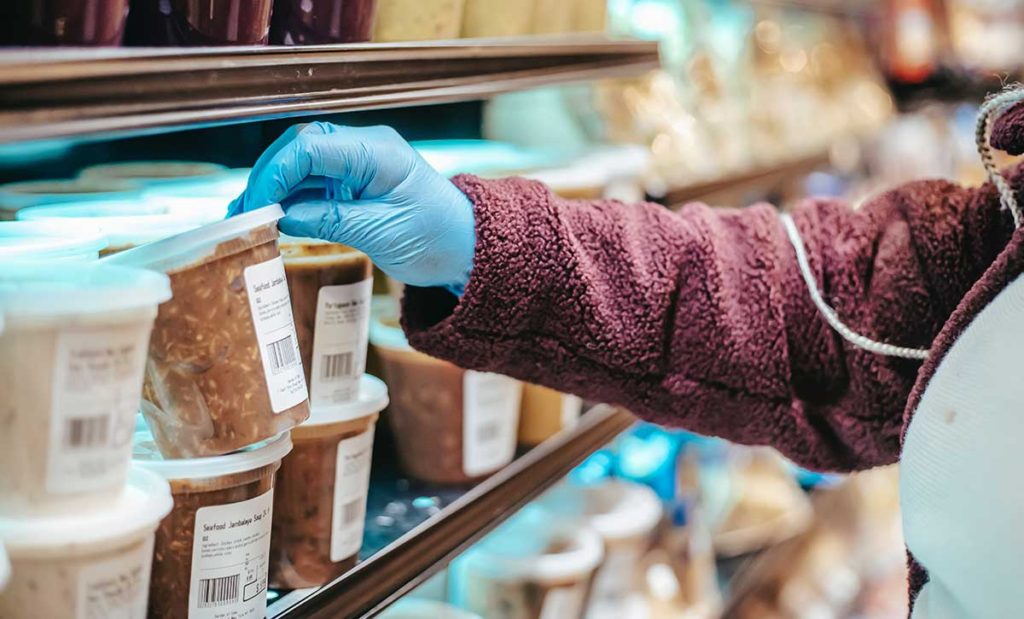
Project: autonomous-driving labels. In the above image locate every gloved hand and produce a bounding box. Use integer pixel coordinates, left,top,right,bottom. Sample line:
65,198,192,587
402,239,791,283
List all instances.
230,122,476,296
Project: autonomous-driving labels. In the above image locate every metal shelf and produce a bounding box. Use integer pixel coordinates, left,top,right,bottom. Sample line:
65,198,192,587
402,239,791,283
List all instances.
268,405,636,619
664,152,830,207
0,36,659,144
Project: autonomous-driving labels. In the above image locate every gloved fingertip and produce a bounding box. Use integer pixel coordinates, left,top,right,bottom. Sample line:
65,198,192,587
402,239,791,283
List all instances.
226,194,244,218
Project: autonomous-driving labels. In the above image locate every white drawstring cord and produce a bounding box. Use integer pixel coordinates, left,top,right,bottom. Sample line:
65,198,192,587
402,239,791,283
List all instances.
975,86,1024,229
780,213,931,360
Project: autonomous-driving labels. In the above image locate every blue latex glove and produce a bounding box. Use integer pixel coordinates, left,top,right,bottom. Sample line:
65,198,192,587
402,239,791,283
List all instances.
230,122,476,296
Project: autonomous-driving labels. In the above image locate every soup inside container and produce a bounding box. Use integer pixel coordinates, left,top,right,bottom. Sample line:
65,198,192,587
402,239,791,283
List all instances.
0,262,171,517
370,296,522,485
0,177,141,221
381,599,484,619
133,426,291,619
0,220,107,262
537,480,663,612
517,383,583,446
571,0,607,32
451,507,604,619
271,374,389,588
124,0,274,45
18,200,209,254
461,0,533,38
0,466,172,619
531,0,573,34
270,0,378,44
282,237,374,408
372,0,466,42
0,0,130,46
79,161,228,187
105,205,311,458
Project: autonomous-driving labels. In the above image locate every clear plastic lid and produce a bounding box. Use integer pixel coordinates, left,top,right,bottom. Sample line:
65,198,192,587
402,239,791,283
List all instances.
79,161,228,186
134,425,293,481
144,167,250,200
18,200,208,247
103,204,284,272
0,466,172,555
0,220,107,261
461,506,604,581
307,374,389,426
538,480,663,542
369,295,411,352
0,178,141,213
0,261,171,320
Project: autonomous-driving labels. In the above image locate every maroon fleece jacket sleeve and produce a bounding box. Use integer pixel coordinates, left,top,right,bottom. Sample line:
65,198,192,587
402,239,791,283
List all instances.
401,167,1020,472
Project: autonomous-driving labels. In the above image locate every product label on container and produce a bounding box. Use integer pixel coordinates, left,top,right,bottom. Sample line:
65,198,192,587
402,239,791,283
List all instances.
540,586,586,619
189,490,274,619
244,257,309,413
560,394,584,429
310,278,373,409
331,426,375,562
462,372,521,477
47,325,149,494
76,535,154,619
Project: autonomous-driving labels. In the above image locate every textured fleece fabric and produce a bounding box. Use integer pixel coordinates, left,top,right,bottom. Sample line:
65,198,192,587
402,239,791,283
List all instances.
991,99,1024,155
403,167,1021,473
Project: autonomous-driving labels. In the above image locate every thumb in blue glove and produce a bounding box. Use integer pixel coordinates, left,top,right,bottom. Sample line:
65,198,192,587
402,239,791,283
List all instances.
230,122,476,296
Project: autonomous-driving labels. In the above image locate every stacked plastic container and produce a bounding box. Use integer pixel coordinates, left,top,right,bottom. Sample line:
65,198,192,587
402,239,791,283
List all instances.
0,261,175,618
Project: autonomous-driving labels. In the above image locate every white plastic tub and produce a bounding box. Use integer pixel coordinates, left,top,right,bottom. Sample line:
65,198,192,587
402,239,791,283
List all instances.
79,161,228,188
0,262,171,516
0,220,107,261
134,427,292,619
271,374,389,588
18,200,208,254
0,466,172,618
106,205,310,458
452,507,604,619
0,177,140,221
538,480,663,614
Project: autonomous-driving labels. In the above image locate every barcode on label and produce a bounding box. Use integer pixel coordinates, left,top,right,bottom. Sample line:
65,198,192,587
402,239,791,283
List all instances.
266,335,298,373
477,421,502,444
197,574,239,608
342,499,364,526
64,415,109,449
321,352,354,381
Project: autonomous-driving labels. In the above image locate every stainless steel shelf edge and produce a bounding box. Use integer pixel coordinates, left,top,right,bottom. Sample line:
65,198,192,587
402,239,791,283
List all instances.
0,37,659,144
268,405,636,619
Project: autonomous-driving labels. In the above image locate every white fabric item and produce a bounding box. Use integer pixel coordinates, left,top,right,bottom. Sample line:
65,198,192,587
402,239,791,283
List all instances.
902,274,1024,618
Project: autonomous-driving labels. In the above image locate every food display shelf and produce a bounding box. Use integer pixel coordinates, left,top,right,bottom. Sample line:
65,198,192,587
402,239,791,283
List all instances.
268,405,636,619
0,37,659,144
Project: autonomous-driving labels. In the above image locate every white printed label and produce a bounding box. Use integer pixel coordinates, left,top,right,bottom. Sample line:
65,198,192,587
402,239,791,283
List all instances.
77,535,154,619
244,257,308,413
560,394,584,429
540,586,586,619
462,372,521,477
310,278,373,409
189,490,274,619
330,426,375,562
47,326,149,494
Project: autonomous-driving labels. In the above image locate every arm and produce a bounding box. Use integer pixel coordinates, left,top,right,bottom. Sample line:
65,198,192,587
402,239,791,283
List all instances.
402,169,1018,472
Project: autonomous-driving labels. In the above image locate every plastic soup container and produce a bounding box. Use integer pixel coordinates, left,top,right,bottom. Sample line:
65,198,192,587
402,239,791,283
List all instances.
462,0,533,38
373,0,466,41
454,509,604,619
0,467,172,619
538,481,663,613
0,263,171,517
124,0,274,45
18,200,207,255
0,0,130,46
381,599,484,619
370,302,522,484
531,0,573,34
133,427,290,619
517,383,583,446
0,178,140,220
0,543,7,593
79,161,228,187
106,205,311,458
0,220,107,262
271,0,379,44
282,238,374,408
271,375,388,588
